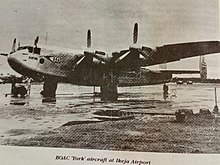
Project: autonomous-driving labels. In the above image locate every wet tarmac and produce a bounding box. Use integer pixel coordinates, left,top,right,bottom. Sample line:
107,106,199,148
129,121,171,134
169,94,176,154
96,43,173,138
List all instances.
0,83,220,152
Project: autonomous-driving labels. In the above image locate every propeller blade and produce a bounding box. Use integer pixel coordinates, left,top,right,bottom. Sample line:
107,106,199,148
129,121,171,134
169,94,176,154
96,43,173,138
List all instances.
72,56,86,71
11,38,16,53
115,51,130,63
87,29,91,48
133,23,138,44
0,53,8,56
120,49,130,55
85,29,109,62
34,36,39,46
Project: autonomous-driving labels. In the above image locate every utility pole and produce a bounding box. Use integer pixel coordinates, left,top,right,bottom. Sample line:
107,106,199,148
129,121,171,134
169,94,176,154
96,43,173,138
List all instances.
213,87,219,114
45,32,48,45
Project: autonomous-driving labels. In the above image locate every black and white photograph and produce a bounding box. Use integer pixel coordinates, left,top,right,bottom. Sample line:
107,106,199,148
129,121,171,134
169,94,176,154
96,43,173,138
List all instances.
0,0,220,164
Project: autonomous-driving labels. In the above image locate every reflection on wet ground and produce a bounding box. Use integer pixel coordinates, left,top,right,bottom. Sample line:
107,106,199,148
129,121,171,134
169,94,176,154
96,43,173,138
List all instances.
0,83,219,144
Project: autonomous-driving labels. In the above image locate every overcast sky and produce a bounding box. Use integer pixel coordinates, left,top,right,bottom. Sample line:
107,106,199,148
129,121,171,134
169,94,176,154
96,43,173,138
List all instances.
0,0,219,78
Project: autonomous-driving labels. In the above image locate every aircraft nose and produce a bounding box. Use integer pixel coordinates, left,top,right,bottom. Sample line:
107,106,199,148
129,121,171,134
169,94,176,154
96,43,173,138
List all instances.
7,55,16,67
7,52,16,62
7,53,26,76
7,52,20,69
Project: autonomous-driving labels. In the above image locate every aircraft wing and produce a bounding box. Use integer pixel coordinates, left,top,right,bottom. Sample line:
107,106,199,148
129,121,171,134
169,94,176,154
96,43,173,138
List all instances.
141,68,200,74
142,41,220,66
84,41,220,72
83,24,220,72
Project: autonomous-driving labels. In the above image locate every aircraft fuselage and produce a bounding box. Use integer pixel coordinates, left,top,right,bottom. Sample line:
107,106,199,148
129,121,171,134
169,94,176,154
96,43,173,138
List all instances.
7,45,171,86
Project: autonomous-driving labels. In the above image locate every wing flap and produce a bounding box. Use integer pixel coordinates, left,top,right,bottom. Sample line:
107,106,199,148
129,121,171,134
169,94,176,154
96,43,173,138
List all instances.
158,70,200,74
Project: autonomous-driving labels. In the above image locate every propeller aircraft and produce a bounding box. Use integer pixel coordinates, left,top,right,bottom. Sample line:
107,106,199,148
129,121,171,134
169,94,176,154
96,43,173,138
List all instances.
1,23,220,101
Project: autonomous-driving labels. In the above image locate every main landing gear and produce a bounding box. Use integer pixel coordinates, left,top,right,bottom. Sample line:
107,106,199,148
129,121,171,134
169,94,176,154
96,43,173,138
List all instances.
40,73,119,102
40,78,58,102
100,69,118,101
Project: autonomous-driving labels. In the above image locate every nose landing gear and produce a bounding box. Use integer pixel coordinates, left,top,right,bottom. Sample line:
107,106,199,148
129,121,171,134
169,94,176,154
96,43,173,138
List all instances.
40,77,58,102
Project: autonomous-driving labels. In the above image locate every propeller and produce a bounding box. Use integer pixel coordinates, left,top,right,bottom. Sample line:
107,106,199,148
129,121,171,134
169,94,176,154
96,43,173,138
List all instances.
83,29,108,63
34,36,39,47
11,38,16,53
83,23,152,69
133,23,138,44
113,23,153,65
0,53,8,56
0,38,18,56
112,23,141,63
0,38,19,57
87,29,91,48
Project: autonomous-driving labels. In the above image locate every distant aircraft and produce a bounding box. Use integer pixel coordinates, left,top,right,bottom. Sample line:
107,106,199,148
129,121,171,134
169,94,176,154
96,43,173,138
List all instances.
1,23,220,101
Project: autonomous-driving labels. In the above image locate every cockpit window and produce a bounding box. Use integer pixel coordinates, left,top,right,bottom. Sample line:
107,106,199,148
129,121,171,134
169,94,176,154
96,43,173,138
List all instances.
34,47,41,55
28,46,33,53
17,46,41,54
17,46,28,50
27,46,41,55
